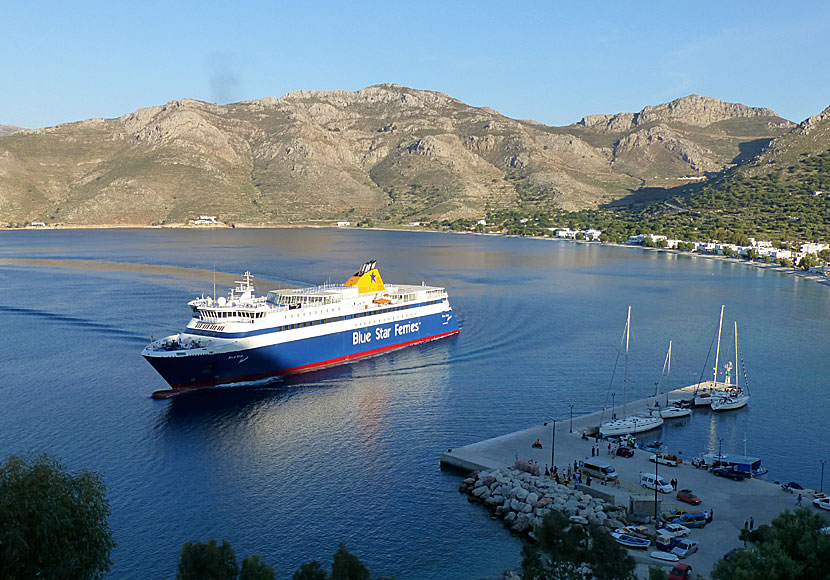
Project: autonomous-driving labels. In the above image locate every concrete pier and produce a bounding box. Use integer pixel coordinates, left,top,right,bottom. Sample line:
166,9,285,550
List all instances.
441,385,829,578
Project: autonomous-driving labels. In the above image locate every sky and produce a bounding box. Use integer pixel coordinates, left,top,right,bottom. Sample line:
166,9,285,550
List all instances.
3,1,829,129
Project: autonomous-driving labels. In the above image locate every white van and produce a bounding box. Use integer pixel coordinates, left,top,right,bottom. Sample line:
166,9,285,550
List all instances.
641,472,673,493
580,458,618,481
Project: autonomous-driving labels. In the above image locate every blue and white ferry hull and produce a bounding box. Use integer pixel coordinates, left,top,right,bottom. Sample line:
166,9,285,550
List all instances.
144,310,458,393
142,263,460,397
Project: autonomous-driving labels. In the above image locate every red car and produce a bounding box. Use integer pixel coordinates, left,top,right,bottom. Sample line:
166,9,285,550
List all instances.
616,447,634,458
676,489,702,505
669,563,694,580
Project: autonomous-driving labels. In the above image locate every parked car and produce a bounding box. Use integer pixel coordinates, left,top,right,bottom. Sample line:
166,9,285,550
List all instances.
650,453,681,466
677,488,702,505
616,446,634,458
781,481,803,493
661,522,691,537
668,562,695,580
712,467,749,481
671,539,699,559
813,497,830,511
671,513,708,528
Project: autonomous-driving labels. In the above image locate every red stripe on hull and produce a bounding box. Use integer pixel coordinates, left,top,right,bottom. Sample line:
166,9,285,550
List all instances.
151,329,459,398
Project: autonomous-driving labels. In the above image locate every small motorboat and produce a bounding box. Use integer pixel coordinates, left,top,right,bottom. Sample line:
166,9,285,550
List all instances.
611,531,651,549
651,551,680,562
660,405,692,419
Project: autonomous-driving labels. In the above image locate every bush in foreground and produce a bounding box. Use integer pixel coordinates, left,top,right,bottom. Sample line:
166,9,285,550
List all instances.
0,454,115,580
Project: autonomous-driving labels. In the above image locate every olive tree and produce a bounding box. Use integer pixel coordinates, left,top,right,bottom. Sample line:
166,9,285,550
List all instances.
0,454,115,580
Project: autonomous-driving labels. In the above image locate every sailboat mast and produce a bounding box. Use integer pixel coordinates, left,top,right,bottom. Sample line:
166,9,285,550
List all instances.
666,340,672,404
713,305,724,384
624,306,630,417
734,321,739,390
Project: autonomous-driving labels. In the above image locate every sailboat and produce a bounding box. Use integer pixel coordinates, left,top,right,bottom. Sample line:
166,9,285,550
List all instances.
711,321,750,411
600,307,665,437
692,305,735,407
654,341,692,419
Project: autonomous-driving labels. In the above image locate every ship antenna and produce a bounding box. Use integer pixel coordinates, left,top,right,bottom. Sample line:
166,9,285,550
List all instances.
213,265,216,300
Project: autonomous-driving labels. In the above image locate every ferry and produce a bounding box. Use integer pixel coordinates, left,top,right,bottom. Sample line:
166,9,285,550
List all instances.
143,260,460,398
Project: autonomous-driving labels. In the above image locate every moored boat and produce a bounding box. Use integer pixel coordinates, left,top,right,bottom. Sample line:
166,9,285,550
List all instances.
143,260,460,397
600,307,665,437
611,531,650,549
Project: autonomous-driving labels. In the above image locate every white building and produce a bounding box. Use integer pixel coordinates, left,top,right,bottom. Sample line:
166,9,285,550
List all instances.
194,215,220,225
336,221,351,227
800,243,828,255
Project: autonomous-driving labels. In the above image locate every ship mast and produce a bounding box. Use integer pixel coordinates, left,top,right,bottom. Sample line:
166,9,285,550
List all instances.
713,305,724,384
623,305,631,417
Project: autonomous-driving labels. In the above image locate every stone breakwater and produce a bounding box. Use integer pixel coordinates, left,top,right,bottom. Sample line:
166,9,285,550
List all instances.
458,466,628,536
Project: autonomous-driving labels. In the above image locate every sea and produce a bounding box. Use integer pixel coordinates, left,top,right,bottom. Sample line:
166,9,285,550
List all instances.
1,228,828,579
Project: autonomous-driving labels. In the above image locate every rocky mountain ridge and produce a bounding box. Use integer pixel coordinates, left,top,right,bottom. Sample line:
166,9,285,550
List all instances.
0,85,796,225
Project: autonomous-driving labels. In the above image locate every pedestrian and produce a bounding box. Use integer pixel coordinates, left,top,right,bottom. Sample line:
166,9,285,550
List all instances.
749,516,754,530
545,465,550,477
587,475,592,487
797,493,802,506
608,443,612,455
708,508,713,523
744,520,748,530
591,446,595,457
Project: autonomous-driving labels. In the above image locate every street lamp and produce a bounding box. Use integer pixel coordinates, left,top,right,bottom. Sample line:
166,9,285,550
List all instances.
718,437,724,465
821,460,826,493
551,419,556,472
654,450,659,520
569,404,574,433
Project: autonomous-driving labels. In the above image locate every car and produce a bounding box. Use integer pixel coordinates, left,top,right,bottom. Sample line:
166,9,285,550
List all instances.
781,481,804,493
813,497,830,511
662,508,693,520
671,538,699,559
650,453,681,466
712,467,749,481
671,513,708,528
616,446,634,458
677,488,702,505
668,562,695,580
661,522,691,538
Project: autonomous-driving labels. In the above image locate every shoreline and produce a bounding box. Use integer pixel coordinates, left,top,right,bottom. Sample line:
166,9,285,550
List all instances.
4,224,829,287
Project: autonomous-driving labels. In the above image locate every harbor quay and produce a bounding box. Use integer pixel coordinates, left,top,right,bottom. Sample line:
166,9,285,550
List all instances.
441,385,830,578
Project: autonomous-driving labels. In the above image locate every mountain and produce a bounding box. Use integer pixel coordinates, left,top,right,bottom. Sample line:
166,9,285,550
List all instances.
0,85,794,226
0,124,22,137
626,104,830,243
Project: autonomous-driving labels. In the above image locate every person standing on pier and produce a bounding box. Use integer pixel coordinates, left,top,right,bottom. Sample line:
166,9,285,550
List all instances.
749,516,753,530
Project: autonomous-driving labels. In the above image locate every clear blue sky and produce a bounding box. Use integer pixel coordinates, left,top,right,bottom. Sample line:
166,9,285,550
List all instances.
3,0,828,129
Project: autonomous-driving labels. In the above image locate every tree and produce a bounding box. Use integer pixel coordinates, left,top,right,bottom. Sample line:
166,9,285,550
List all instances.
0,454,115,580
177,539,238,580
331,543,371,580
241,554,276,580
521,511,635,580
711,508,830,580
648,565,668,580
292,561,327,580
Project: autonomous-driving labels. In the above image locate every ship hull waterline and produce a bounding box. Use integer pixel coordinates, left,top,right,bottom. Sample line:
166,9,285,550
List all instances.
146,317,459,398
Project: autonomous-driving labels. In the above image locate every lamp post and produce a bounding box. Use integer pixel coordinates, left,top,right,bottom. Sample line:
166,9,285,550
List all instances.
821,460,826,493
654,451,659,521
569,404,574,433
551,419,556,472
611,393,616,420
718,437,724,465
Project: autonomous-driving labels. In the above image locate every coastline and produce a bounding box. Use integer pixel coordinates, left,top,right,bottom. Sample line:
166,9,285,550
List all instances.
4,223,829,287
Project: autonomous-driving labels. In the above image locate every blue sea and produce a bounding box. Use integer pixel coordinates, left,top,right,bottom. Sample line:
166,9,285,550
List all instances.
1,228,828,579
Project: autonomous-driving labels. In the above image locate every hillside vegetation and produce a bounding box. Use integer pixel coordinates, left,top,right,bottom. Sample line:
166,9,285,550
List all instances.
0,86,791,226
